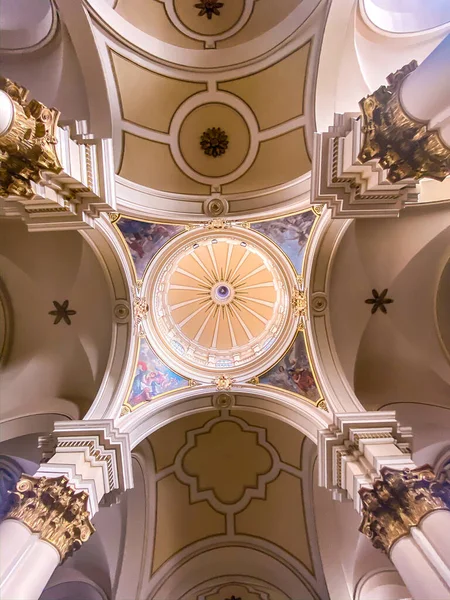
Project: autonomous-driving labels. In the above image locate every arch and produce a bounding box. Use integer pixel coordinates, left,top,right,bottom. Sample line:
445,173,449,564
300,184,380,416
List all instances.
146,545,319,600
119,385,332,449
305,210,364,414
81,216,137,421
53,0,113,138
0,412,74,444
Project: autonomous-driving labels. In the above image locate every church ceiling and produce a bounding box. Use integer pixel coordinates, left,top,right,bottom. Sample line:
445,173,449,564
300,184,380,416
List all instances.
111,42,311,198
114,0,305,51
138,408,328,600
0,219,112,420
83,0,325,219
113,210,324,415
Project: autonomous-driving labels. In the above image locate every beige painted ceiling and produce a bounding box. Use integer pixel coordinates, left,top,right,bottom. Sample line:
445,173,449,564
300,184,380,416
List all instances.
166,238,277,351
0,219,112,422
110,38,312,204
141,407,327,598
114,0,303,50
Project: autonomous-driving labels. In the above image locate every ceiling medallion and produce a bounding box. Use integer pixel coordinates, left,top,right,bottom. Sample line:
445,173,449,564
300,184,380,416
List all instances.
48,300,76,326
200,127,228,158
195,0,224,19
215,374,233,391
365,288,394,314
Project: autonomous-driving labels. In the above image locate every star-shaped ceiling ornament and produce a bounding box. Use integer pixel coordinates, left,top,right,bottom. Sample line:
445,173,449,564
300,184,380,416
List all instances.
48,300,77,325
195,0,224,19
365,288,393,314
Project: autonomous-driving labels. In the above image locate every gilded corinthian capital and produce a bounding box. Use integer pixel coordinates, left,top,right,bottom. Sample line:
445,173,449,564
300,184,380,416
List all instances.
359,465,450,554
7,474,94,562
359,61,450,183
0,76,62,198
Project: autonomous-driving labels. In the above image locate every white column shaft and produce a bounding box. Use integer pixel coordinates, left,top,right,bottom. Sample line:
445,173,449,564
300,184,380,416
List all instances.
0,90,14,137
0,520,60,600
401,34,450,145
391,533,450,600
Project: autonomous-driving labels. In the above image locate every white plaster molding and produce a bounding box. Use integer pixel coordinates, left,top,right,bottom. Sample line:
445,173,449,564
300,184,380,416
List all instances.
36,420,134,516
318,411,415,512
145,543,320,600
114,173,313,222
81,215,138,421
169,90,259,187
120,385,331,449
195,579,270,600
303,209,364,414
0,120,116,231
173,412,281,515
82,0,321,71
311,112,419,218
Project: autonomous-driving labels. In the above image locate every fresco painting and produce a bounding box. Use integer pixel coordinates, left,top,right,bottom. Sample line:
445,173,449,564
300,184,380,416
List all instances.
251,210,316,272
259,331,320,402
117,218,184,278
127,338,188,408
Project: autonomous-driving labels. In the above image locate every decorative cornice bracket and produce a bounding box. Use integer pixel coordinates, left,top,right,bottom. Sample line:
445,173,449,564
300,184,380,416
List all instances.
37,420,133,516
318,412,414,512
312,112,419,218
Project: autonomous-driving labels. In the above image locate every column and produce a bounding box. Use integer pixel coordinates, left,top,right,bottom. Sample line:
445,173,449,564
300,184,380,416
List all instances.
0,76,115,230
400,34,450,146
359,466,450,600
318,413,450,600
358,58,450,184
0,420,133,600
312,44,450,217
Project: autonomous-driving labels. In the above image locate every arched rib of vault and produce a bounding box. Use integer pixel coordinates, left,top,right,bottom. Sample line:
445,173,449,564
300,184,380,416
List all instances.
82,215,138,421
305,209,364,414
53,0,113,138
120,386,331,449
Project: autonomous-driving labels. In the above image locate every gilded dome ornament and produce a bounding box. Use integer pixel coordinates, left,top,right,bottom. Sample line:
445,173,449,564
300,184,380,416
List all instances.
194,0,224,19
200,127,228,157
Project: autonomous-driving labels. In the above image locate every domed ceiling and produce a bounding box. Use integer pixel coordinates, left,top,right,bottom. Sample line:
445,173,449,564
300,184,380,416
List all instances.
113,209,324,414
143,225,298,382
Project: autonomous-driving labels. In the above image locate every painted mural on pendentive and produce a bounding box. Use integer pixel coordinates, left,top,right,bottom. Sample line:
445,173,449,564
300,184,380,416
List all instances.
117,218,184,278
251,210,316,273
259,331,320,402
127,338,188,408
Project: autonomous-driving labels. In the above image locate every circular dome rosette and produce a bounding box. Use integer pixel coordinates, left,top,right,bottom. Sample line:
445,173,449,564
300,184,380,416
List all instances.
142,225,299,383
